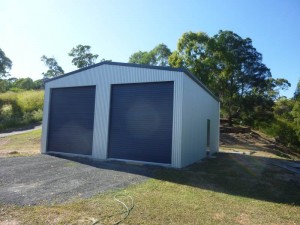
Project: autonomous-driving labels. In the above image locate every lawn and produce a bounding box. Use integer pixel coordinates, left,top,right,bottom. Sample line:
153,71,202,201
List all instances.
0,129,300,224
0,129,41,157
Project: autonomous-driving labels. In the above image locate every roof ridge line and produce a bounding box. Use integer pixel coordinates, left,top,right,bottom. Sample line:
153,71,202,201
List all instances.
44,61,219,101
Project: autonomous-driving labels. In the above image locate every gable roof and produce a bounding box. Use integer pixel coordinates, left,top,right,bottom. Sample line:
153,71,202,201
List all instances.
44,61,219,101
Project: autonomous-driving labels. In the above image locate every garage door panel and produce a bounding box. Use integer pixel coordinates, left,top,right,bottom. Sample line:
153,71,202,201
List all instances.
108,82,174,164
49,117,94,126
47,86,96,155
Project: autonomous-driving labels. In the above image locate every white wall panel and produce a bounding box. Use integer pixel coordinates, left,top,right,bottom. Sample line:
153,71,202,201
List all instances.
181,75,219,167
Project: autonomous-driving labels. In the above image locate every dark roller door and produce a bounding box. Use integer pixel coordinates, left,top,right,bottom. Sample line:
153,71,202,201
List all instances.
47,86,96,155
108,82,174,164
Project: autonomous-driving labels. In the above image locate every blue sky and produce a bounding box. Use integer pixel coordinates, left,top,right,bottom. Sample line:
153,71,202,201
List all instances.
0,0,299,97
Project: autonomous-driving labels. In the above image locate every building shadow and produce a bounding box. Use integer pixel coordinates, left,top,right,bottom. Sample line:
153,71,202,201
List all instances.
50,152,300,206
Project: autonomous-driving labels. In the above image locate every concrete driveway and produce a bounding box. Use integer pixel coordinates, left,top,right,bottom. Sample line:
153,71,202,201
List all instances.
0,155,151,205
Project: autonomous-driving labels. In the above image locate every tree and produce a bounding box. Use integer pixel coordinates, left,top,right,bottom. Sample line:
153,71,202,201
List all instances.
129,43,172,66
41,55,64,78
0,79,10,93
267,78,291,100
270,81,300,149
291,82,300,141
7,77,17,84
291,99,300,140
129,51,152,65
150,44,172,66
169,32,212,84
273,97,294,122
33,79,44,89
0,48,12,78
294,79,300,100
0,48,12,92
169,30,289,126
68,45,99,68
14,78,34,90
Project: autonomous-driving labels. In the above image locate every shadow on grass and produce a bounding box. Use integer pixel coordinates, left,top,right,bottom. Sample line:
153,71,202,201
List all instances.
51,152,300,206
0,122,41,134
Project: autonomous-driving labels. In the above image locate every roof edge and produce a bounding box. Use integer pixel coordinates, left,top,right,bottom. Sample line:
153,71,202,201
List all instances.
44,61,219,102
44,61,186,83
181,69,219,102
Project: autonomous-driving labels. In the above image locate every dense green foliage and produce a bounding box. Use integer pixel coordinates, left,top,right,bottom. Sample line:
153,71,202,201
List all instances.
250,80,300,152
129,43,171,66
259,95,300,152
0,77,43,93
168,30,290,126
0,90,44,131
129,32,290,127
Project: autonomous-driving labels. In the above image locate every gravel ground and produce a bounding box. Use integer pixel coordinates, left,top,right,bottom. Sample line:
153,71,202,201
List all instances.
0,154,152,206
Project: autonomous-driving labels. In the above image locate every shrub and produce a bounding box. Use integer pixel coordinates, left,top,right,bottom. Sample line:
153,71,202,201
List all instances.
32,109,43,121
17,90,44,113
257,117,300,153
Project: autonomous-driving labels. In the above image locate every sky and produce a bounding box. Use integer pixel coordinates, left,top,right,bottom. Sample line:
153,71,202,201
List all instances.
0,0,299,97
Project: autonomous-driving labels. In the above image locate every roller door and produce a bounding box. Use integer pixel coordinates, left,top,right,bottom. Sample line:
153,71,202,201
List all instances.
47,86,96,155
108,82,174,164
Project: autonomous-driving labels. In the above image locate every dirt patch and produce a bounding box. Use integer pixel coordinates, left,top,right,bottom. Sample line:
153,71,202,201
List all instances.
213,212,225,220
0,149,38,158
220,131,300,160
236,213,251,225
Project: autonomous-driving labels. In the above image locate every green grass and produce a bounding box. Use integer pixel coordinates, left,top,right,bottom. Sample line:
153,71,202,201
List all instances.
1,153,300,224
3,180,299,225
0,129,41,157
0,129,299,224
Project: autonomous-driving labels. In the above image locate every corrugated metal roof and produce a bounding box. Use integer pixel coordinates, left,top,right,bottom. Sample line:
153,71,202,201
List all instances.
44,61,219,101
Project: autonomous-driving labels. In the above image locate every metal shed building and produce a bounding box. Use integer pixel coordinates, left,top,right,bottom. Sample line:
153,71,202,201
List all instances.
41,62,219,168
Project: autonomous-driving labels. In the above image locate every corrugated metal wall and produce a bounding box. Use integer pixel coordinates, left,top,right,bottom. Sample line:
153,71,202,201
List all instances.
181,75,219,167
41,63,219,168
41,64,183,168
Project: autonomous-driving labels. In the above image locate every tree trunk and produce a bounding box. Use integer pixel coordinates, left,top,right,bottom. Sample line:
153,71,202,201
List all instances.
228,114,233,127
228,75,234,127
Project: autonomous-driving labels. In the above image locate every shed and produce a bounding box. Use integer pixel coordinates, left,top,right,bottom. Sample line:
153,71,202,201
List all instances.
41,62,219,168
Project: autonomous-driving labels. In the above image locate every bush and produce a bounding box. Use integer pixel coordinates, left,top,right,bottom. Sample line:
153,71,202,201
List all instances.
32,109,43,121
0,90,44,131
17,91,44,113
257,117,300,153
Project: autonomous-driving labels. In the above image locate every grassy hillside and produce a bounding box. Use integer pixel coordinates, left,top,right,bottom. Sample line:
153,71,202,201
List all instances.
0,90,44,131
